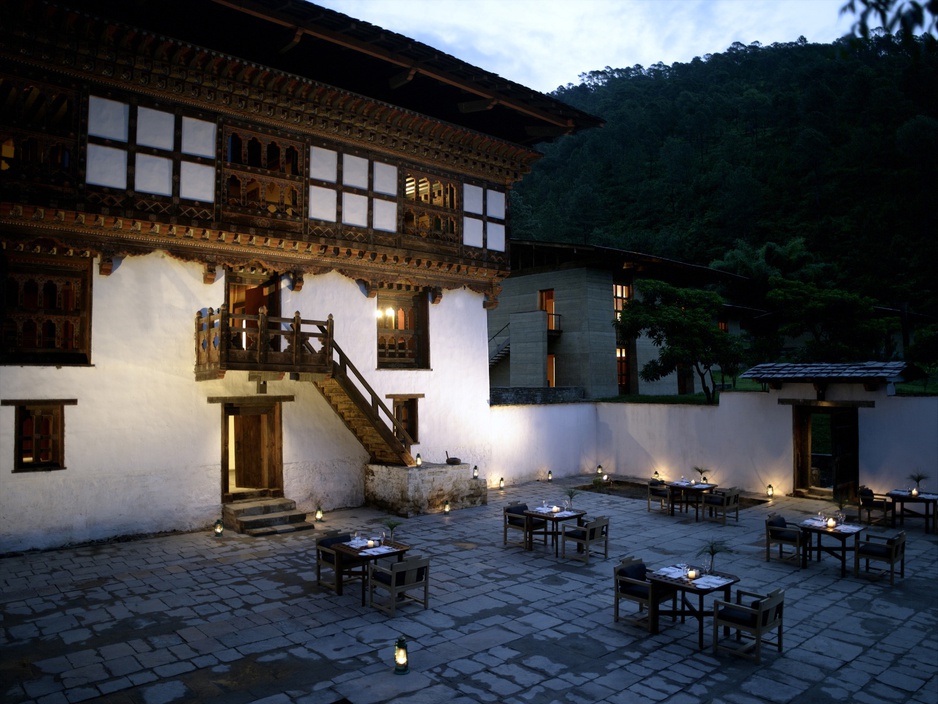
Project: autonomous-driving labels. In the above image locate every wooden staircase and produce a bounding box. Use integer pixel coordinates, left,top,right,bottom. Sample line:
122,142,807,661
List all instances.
313,337,415,467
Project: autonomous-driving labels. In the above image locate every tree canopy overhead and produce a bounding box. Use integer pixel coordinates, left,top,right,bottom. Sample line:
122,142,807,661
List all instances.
512,33,938,324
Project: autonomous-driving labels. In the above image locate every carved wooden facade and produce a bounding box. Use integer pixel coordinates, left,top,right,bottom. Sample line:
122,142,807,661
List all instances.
0,0,602,314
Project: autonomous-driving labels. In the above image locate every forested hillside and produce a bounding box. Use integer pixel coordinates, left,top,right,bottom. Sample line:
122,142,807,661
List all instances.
512,34,938,322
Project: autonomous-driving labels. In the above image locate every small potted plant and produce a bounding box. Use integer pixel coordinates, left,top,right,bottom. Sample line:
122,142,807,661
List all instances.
563,487,582,507
908,471,929,490
380,516,403,541
696,539,732,574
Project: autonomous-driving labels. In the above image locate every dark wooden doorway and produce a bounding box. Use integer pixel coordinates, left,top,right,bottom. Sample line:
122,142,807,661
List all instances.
792,405,859,501
222,401,283,503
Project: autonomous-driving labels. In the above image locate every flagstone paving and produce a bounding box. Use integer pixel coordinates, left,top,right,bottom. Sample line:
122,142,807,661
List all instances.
2,477,936,704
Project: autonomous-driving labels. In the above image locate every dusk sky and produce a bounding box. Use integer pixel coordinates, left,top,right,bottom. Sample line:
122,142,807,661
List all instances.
314,0,858,93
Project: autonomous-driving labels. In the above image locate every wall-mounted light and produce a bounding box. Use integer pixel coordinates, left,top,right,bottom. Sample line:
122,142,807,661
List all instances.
394,636,409,675
766,484,774,498
499,477,505,490
472,465,479,479
415,453,422,466
547,470,553,482
315,507,324,521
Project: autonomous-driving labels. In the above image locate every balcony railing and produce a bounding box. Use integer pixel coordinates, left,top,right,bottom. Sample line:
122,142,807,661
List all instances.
194,305,333,380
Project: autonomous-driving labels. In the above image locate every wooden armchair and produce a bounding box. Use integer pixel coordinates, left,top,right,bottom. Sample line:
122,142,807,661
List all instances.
855,531,906,585
561,516,609,564
368,555,430,616
647,479,670,512
764,515,805,565
858,486,894,526
315,531,365,592
503,504,547,549
703,487,740,524
713,588,784,664
613,556,677,632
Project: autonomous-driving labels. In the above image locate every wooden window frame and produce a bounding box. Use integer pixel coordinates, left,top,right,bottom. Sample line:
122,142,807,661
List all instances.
1,250,93,365
387,393,423,444
3,399,76,472
376,290,429,370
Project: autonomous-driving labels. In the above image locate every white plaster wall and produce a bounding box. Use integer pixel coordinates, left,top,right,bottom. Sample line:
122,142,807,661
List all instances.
0,258,495,553
0,253,222,552
486,390,935,499
858,396,938,493
489,404,599,488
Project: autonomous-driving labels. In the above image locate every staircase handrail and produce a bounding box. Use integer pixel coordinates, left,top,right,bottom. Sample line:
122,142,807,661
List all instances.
319,326,415,456
488,322,509,343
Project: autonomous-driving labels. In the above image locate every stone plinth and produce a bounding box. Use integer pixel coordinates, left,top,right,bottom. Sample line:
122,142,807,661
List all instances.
364,463,488,517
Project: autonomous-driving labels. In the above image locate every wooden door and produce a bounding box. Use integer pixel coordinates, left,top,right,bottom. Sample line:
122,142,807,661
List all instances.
222,402,283,501
234,412,264,487
830,408,859,501
792,406,812,493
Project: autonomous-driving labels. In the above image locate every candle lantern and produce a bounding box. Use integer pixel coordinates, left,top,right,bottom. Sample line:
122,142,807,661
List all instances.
827,516,837,529
315,506,324,521
443,500,450,514
415,454,422,466
596,465,603,475
547,470,553,482
686,568,698,580
766,484,774,498
472,465,478,479
213,519,224,537
653,470,660,480
911,487,919,496
394,636,409,674
499,477,505,489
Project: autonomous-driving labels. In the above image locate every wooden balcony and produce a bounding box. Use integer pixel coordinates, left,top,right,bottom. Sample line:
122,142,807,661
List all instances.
194,306,333,381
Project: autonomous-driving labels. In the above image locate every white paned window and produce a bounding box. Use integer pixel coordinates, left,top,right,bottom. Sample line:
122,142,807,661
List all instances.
88,96,128,142
464,184,484,215
85,145,127,189
487,190,506,220
343,154,369,189
180,162,215,202
135,154,173,196
487,222,506,252
137,107,175,150
373,161,397,196
373,199,397,232
463,216,484,248
342,192,368,227
310,146,337,182
309,185,337,221
181,117,216,157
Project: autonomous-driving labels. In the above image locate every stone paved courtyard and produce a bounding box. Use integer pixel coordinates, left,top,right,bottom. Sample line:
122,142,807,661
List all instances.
2,477,937,704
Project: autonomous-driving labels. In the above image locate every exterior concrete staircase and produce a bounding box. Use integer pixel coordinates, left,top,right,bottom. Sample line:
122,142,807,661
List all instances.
223,497,315,536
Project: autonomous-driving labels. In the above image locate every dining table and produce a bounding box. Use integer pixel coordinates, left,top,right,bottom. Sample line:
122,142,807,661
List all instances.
646,566,740,650
798,518,865,577
886,489,938,534
524,506,587,556
332,538,410,605
666,481,718,521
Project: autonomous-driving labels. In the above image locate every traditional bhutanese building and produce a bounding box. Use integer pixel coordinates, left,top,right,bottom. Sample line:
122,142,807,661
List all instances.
0,0,601,552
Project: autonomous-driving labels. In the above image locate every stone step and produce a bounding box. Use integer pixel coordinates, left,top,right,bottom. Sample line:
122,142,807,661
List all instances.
244,520,317,537
224,498,296,519
235,509,309,532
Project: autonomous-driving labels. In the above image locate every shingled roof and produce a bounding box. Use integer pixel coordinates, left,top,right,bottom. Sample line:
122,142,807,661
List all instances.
741,362,919,384
60,0,603,147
